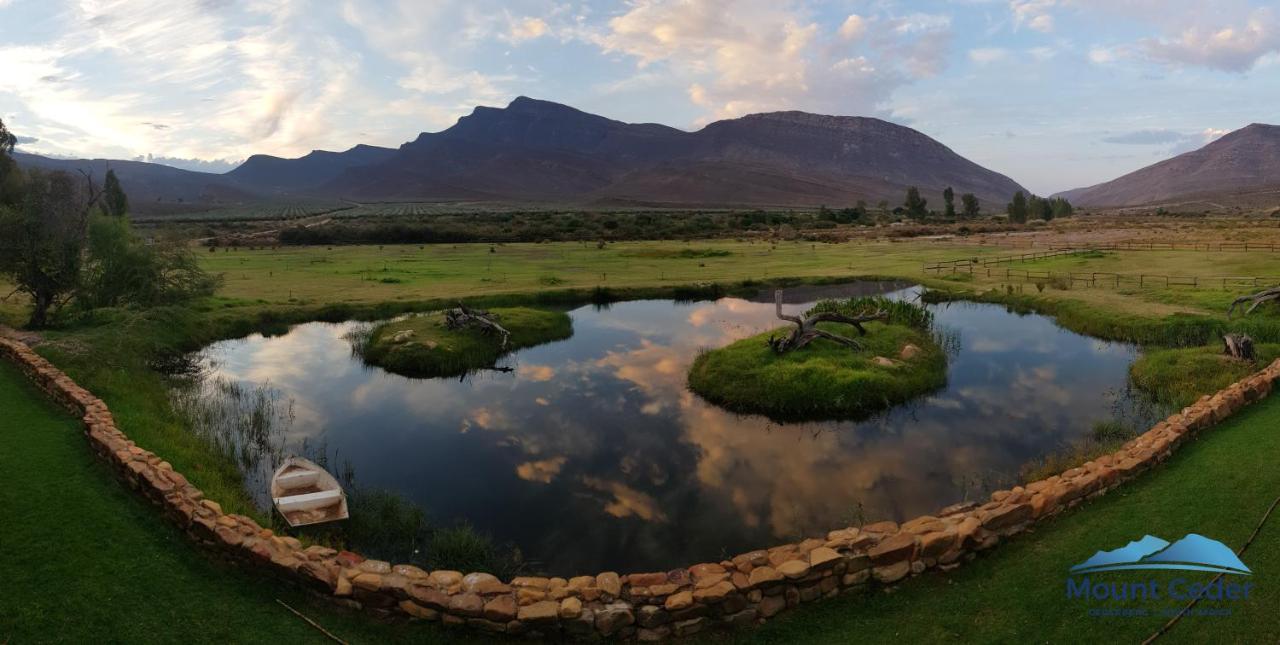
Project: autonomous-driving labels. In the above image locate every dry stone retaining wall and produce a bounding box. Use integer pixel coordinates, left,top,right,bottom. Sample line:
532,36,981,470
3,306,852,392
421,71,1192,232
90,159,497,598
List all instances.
4,335,1279,640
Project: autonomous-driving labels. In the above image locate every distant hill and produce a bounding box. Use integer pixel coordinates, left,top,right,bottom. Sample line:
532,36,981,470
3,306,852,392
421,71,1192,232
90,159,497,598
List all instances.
225,144,395,194
1058,123,1280,208
325,97,1027,208
12,152,257,214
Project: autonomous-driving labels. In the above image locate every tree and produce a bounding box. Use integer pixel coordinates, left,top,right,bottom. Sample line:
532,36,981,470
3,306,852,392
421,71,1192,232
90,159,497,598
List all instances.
1007,191,1028,224
102,169,128,217
1028,194,1053,221
943,186,956,218
961,193,980,218
0,169,99,327
904,186,928,220
1050,197,1074,219
78,214,220,310
0,118,20,206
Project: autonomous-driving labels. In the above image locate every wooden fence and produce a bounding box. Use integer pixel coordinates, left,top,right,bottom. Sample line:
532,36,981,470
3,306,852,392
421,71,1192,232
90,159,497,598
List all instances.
923,263,1280,290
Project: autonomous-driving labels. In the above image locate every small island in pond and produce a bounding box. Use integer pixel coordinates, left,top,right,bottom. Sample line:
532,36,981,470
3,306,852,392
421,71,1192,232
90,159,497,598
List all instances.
358,305,572,377
688,293,947,421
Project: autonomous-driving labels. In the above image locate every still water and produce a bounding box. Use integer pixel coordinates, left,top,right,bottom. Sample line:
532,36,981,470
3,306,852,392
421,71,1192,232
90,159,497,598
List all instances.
192,283,1154,574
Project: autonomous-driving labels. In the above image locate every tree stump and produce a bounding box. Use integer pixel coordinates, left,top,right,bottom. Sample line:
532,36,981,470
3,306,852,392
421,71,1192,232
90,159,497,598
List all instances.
766,289,887,353
1223,333,1255,361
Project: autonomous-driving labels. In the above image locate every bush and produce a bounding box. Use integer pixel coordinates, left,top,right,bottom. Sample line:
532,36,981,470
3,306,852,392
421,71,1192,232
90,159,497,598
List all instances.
78,215,220,310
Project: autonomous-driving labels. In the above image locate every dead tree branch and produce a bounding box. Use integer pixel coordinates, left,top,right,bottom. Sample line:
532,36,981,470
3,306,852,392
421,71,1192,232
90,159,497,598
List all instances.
766,289,887,353
444,303,511,349
1228,286,1280,319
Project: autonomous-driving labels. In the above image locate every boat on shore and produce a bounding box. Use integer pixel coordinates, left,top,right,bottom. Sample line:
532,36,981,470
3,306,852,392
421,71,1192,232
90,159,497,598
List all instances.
270,457,349,527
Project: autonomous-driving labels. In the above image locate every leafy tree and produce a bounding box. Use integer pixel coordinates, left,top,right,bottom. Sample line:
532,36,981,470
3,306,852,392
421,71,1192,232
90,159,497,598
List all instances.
1007,191,1028,224
1027,195,1053,221
78,214,220,309
0,170,98,327
1050,197,1074,219
961,193,980,218
102,169,128,217
904,186,928,220
0,118,21,206
943,186,956,218
1038,197,1054,221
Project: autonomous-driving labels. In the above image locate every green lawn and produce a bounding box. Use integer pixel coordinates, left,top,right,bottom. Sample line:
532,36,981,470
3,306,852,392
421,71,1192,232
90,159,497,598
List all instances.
726,392,1280,644
0,360,474,645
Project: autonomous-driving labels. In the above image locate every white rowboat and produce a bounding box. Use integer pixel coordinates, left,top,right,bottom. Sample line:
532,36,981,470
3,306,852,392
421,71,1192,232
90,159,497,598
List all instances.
271,457,349,527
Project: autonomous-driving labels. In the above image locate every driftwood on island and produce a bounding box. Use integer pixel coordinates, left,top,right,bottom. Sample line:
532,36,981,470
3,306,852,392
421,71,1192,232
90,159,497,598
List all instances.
1228,286,1280,319
767,289,887,353
444,303,511,349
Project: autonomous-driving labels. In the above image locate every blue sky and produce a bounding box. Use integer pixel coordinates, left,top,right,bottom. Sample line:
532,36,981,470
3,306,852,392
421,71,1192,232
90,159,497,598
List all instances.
2,0,1278,194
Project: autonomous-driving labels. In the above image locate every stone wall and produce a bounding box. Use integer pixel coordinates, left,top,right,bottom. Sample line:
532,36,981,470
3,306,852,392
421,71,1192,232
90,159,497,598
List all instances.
3,335,1278,640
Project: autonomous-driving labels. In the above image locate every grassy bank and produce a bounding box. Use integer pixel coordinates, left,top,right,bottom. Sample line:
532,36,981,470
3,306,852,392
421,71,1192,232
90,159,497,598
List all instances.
0,360,475,644
358,306,572,377
1130,343,1280,408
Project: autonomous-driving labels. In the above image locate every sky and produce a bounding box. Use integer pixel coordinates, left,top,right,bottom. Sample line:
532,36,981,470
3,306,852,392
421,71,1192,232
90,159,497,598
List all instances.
2,0,1279,195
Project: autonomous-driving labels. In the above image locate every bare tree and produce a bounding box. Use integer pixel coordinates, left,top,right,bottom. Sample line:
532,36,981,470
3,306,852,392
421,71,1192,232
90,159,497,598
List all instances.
444,303,511,349
766,289,887,353
1227,286,1280,319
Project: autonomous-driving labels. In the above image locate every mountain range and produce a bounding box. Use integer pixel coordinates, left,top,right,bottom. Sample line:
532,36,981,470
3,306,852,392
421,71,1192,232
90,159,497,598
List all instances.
14,97,1279,213
1058,123,1280,208
12,97,1026,212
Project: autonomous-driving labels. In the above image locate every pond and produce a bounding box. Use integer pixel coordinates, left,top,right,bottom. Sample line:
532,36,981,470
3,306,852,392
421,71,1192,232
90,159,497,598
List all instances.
190,283,1159,575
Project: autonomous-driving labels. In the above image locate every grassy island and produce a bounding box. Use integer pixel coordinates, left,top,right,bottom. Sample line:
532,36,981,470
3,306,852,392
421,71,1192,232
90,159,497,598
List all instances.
358,306,572,377
688,297,947,420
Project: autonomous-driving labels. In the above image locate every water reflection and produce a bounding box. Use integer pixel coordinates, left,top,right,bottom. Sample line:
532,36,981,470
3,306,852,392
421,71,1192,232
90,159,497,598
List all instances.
193,285,1156,574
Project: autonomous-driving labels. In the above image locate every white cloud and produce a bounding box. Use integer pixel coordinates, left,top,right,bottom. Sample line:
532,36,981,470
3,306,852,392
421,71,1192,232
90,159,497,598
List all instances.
596,0,947,121
1140,9,1280,72
969,47,1009,64
1010,0,1056,33
1088,45,1122,64
839,14,867,40
508,16,550,43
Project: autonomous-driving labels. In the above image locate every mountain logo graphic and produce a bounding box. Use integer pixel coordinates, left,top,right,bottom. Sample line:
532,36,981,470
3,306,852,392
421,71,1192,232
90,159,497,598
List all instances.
1070,534,1250,575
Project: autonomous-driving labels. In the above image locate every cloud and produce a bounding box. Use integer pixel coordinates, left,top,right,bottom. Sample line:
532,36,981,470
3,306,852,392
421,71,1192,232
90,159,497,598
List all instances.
516,456,567,483
132,154,243,173
595,0,952,122
507,16,549,43
839,14,867,40
1010,0,1056,33
1088,46,1123,64
1101,129,1185,144
1101,127,1231,155
969,47,1009,64
1140,9,1280,72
